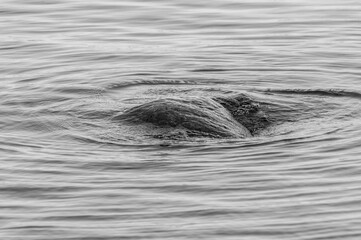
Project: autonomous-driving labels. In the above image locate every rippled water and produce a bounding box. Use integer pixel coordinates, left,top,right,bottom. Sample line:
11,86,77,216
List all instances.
1,0,361,239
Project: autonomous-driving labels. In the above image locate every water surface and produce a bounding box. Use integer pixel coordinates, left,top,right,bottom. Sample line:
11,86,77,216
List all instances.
1,0,361,239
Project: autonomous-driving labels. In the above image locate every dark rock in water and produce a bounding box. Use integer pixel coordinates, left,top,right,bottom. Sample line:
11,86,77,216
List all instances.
213,94,270,135
113,94,270,139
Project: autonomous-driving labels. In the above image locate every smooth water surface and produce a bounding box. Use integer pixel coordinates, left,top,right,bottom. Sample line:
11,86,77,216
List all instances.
1,0,361,239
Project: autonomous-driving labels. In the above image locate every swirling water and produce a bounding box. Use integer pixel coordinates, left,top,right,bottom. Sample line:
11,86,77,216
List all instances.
1,0,361,239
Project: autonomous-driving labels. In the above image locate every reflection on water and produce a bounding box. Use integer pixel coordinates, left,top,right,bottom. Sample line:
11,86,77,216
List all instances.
1,0,361,239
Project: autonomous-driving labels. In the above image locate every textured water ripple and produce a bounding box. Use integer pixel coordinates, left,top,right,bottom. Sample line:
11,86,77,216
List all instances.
1,0,361,239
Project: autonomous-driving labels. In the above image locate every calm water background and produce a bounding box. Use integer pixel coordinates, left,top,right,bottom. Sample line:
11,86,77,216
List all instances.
1,0,361,239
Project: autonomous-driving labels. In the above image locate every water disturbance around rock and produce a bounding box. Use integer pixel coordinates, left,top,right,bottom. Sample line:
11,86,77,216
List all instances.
113,94,270,140
2,0,361,239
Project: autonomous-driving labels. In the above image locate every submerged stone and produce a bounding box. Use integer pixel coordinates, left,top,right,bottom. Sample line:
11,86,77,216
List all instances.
113,94,270,139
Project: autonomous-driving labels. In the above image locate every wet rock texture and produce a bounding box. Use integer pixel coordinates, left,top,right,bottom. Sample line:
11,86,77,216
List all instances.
114,94,270,139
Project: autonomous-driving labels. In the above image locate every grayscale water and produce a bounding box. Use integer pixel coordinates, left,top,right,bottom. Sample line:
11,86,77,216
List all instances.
1,0,361,239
